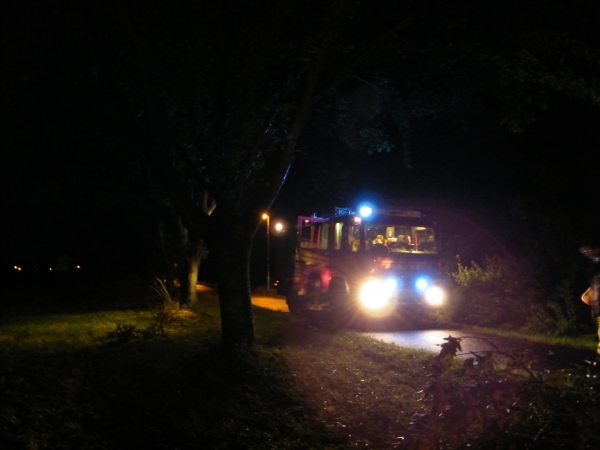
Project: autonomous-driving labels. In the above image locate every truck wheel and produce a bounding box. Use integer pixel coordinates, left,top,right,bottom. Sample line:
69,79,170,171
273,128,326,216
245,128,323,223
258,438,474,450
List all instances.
328,277,349,307
329,277,348,294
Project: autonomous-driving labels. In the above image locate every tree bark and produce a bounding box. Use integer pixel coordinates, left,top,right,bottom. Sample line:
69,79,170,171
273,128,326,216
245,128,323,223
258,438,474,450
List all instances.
209,216,255,353
187,251,200,299
176,234,204,307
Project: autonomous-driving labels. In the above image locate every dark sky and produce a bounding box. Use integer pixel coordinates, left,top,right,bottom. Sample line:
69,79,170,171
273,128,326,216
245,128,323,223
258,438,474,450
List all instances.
280,96,599,212
3,88,598,274
275,97,599,264
2,1,599,274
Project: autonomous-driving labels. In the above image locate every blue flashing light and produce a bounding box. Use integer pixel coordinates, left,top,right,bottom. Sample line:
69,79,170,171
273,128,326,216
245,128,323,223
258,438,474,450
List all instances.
415,277,431,292
359,206,373,218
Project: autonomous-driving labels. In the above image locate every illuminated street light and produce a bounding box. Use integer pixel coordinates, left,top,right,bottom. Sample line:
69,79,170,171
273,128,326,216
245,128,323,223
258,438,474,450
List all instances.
262,214,286,291
262,213,271,290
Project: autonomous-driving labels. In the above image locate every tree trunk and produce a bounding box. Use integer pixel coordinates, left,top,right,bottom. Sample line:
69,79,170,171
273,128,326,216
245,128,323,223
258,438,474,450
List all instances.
186,238,208,304
188,253,200,299
210,221,255,353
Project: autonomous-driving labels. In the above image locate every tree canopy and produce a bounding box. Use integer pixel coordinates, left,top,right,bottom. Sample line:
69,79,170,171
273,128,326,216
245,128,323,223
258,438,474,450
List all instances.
3,0,599,350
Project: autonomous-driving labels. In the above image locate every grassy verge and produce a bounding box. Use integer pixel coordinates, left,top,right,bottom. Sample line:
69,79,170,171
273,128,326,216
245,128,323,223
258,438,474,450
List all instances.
448,323,598,350
1,278,599,449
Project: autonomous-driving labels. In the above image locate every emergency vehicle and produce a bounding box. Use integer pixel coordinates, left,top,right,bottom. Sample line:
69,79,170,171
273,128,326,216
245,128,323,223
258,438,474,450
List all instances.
286,205,447,322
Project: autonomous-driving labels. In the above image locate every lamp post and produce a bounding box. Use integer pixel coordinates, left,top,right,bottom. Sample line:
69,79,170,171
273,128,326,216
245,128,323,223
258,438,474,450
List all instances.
262,213,270,290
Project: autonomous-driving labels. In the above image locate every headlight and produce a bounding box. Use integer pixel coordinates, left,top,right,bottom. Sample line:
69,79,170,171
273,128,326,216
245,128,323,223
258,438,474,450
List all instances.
359,278,397,310
424,286,445,306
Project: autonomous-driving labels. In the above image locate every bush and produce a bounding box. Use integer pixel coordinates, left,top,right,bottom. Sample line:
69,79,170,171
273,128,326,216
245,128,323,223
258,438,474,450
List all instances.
110,321,166,343
449,255,551,332
108,279,187,344
409,335,600,449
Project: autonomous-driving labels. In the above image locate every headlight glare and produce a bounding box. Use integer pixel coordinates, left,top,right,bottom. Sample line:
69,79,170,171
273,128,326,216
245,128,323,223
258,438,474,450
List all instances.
424,286,445,306
359,278,397,310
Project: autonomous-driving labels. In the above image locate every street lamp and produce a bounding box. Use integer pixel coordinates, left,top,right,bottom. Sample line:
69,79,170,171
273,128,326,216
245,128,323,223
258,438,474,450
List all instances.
262,213,270,290
262,214,285,291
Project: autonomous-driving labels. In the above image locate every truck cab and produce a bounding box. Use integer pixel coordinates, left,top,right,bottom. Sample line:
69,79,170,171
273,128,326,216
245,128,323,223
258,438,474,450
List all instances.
286,205,447,323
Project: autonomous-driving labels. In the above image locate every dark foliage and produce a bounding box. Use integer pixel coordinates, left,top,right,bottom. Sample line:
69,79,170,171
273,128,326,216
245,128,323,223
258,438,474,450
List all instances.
408,335,600,449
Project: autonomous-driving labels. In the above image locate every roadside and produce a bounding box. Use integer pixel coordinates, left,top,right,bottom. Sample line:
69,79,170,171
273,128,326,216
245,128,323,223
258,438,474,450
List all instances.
250,295,289,312
197,283,290,312
366,328,599,371
2,281,598,448
238,287,598,370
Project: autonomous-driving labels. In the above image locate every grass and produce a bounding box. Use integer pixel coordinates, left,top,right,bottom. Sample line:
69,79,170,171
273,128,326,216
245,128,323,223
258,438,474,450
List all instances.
1,275,599,449
453,324,598,350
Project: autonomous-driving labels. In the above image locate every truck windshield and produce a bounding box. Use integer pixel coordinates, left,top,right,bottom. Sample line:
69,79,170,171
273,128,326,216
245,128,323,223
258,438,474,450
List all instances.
364,223,437,253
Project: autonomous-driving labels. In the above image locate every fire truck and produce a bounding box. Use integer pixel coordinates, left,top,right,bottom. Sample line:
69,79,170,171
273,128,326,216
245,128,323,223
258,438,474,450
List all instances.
286,205,447,323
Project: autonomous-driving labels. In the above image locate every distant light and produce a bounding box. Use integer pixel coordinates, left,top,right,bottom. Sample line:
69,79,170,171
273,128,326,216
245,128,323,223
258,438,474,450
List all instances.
274,222,284,232
75,265,81,269
359,206,373,218
49,268,53,271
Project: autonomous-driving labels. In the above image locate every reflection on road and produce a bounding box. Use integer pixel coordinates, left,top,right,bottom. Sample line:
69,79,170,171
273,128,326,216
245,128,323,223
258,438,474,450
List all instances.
365,328,598,371
365,329,470,356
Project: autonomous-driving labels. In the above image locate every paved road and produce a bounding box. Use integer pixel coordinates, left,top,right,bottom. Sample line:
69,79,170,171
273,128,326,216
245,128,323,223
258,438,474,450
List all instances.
250,295,290,312
197,284,290,312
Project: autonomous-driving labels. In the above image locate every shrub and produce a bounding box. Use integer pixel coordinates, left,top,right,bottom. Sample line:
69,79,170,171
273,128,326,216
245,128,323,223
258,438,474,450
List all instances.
110,321,166,344
108,279,185,344
408,335,600,449
148,277,174,306
449,255,551,332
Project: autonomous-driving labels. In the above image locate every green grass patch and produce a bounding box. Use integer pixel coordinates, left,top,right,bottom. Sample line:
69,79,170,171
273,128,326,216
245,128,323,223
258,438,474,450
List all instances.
1,278,598,449
0,310,155,348
457,324,598,351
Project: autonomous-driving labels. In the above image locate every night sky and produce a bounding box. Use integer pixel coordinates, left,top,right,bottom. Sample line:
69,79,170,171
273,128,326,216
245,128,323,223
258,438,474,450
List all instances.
2,1,599,281
276,97,599,259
